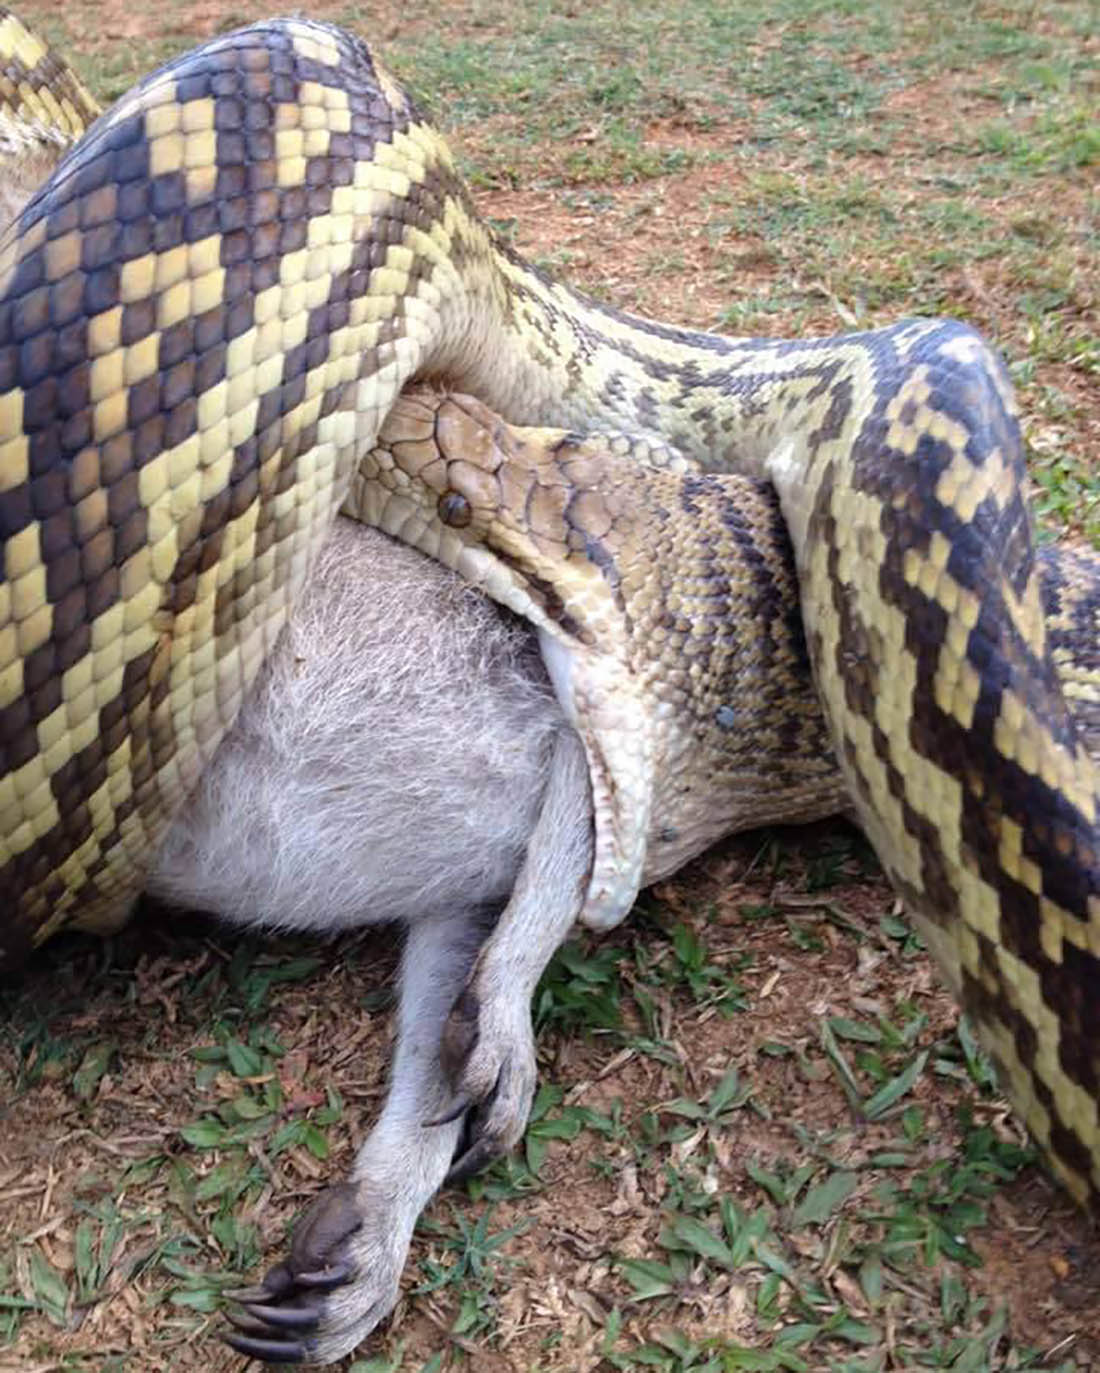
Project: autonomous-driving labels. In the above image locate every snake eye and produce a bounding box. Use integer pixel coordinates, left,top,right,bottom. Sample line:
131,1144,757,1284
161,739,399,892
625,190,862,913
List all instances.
438,490,473,528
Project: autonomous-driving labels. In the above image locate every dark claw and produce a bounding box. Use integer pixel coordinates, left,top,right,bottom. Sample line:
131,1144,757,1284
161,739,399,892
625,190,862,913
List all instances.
237,1301,321,1330
226,1307,301,1339
446,1131,505,1185
223,1283,275,1305
293,1261,353,1291
223,1331,307,1363
225,1261,296,1304
221,1183,364,1362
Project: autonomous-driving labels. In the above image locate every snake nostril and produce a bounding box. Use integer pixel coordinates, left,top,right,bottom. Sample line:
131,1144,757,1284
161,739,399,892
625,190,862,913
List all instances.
438,489,473,527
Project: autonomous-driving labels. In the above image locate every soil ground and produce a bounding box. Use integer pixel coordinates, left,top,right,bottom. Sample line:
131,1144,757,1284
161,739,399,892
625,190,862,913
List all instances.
1,3,1098,1372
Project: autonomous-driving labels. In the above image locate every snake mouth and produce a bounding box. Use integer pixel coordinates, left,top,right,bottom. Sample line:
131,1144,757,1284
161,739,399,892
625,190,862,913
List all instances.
484,538,593,644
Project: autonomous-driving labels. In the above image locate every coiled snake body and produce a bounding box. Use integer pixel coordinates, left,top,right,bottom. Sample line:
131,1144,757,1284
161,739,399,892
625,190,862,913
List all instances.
1,16,1099,1211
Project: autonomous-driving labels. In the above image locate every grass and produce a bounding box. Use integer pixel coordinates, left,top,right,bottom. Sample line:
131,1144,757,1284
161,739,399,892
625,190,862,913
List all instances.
2,0,1099,1370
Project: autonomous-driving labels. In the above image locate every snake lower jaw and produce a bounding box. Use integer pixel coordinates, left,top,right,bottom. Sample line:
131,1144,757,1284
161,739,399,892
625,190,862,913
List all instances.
538,629,654,931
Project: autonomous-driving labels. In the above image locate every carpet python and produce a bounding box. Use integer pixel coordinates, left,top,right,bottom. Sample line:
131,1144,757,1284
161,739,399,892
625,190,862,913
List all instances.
0,14,1098,1212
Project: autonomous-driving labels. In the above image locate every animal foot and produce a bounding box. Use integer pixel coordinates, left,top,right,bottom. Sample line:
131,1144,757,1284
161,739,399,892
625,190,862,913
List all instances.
434,980,538,1182
222,1179,406,1365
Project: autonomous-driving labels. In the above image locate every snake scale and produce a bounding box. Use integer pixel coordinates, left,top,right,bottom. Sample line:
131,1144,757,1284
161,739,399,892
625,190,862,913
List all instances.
0,12,1098,1215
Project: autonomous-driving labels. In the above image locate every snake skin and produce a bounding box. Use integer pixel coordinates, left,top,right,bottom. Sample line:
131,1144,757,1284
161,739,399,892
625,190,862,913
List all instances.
0,8,97,147
0,16,1098,1213
357,388,852,916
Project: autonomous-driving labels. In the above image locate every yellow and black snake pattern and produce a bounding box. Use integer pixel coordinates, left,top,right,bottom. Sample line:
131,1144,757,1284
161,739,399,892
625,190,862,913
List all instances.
0,10,97,230
0,15,1098,1214
0,8,96,146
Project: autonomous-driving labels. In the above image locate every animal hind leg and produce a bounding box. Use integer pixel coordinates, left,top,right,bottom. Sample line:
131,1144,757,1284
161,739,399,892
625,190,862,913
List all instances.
223,723,592,1365
223,903,495,1364
438,725,594,1181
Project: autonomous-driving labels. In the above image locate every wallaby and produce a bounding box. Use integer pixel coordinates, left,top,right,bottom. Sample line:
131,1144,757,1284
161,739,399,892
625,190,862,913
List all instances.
152,520,593,1364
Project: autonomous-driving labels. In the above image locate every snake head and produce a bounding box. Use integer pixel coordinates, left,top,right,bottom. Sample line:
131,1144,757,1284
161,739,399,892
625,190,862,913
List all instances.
354,387,672,931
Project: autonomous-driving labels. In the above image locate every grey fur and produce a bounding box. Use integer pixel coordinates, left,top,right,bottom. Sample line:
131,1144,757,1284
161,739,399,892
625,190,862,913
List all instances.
150,520,567,929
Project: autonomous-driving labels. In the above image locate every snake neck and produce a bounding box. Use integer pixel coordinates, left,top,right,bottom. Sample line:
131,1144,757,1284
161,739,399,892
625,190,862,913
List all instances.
433,234,768,466
430,224,950,482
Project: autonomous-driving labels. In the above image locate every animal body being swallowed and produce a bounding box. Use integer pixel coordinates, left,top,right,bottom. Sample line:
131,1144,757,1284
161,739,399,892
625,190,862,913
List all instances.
1,10,1100,1368
156,397,854,1362
152,520,590,1364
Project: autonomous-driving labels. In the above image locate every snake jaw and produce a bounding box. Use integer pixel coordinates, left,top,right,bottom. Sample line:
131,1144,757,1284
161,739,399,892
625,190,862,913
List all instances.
538,629,653,931
362,389,657,936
